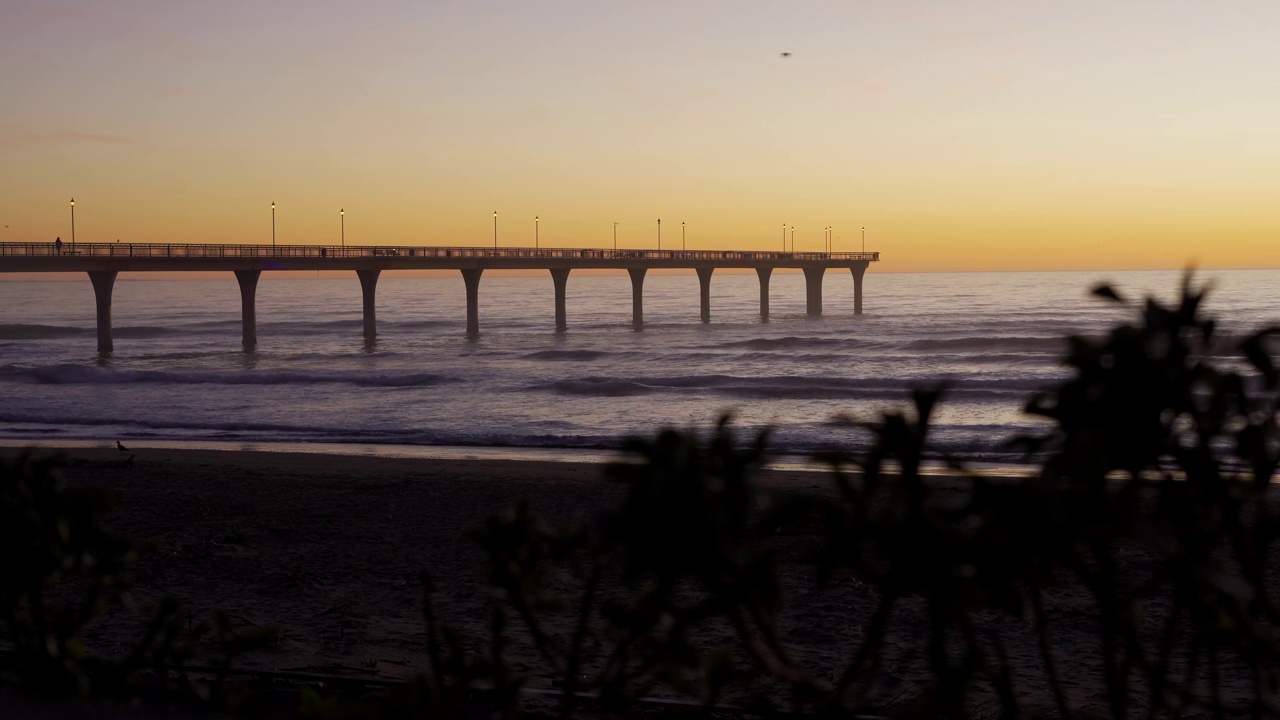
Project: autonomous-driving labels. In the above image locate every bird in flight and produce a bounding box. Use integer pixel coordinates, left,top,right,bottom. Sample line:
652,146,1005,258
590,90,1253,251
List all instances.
780,52,791,58
116,440,129,451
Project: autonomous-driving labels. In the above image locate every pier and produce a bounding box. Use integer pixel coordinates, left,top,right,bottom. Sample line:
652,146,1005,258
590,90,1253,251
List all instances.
0,242,879,352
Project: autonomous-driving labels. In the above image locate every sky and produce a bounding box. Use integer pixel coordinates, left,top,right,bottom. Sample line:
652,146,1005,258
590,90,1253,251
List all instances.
2,0,1278,272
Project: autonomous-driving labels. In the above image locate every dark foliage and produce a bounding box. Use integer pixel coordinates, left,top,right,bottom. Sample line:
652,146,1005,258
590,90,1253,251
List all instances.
0,453,278,711
405,276,1280,718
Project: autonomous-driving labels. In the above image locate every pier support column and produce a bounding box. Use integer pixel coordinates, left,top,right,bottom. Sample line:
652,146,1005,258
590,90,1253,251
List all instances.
88,271,117,354
696,267,714,323
803,266,825,317
628,268,647,330
550,268,570,333
851,263,868,315
756,267,772,322
462,268,483,336
234,270,261,349
356,269,380,342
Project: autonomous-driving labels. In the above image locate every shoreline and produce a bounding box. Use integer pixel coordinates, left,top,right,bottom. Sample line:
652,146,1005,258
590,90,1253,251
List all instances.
0,437,1037,477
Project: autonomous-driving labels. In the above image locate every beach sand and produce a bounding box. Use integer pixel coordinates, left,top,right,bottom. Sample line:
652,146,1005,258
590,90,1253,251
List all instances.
5,445,1261,716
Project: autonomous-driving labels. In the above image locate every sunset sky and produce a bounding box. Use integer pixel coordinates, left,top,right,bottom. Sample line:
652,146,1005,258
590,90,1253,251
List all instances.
2,1,1278,272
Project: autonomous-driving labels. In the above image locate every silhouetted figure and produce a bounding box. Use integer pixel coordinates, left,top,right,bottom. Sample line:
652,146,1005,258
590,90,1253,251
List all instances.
116,440,129,451
54,237,62,254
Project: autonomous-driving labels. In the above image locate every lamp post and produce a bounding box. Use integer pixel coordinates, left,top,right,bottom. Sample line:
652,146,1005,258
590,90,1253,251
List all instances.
69,198,75,251
613,222,617,250
271,202,276,247
781,223,786,252
657,218,661,251
340,208,345,247
493,211,498,249
862,226,865,253
790,225,794,253
534,216,539,249
682,221,686,251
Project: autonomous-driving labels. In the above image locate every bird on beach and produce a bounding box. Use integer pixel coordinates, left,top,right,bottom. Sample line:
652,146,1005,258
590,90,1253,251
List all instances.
116,440,129,451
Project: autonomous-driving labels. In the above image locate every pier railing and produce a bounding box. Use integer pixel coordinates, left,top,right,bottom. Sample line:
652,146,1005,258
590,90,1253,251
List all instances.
0,242,878,263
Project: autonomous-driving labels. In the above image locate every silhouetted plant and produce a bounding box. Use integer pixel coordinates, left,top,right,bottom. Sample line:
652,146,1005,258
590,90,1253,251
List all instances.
0,452,278,711
1006,277,1280,719
418,275,1280,719
0,452,185,698
457,421,777,717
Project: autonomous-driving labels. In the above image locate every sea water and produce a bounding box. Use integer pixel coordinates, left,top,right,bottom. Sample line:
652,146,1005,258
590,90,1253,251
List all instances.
2,268,1278,463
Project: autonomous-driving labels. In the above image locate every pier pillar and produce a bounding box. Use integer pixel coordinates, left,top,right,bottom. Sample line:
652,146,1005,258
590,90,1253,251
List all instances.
88,271,117,354
550,268,570,333
356,269,380,341
234,270,261,349
628,268,647,329
462,268,483,336
803,266,825,316
696,267,714,323
755,267,772,322
851,263,867,315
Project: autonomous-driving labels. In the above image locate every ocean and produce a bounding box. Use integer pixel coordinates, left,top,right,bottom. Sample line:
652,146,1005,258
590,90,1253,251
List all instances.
2,268,1278,464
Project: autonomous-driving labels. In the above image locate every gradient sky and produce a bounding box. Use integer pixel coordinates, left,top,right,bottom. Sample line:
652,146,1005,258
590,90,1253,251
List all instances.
2,1,1278,272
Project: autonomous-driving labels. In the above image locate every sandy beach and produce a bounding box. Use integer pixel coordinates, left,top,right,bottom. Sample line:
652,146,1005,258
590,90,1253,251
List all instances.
5,443,1263,716
15,447,839,675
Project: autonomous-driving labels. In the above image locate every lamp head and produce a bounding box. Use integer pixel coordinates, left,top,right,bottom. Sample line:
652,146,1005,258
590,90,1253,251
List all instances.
271,202,276,209
70,198,74,206
340,209,344,215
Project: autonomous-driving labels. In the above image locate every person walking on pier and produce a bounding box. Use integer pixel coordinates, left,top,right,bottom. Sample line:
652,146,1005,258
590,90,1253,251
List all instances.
54,237,62,254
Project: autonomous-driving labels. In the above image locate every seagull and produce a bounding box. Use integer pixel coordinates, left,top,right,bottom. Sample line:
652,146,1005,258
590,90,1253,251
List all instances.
780,52,791,58
116,440,129,452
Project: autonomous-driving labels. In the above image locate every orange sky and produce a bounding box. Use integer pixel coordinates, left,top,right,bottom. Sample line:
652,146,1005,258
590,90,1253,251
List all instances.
3,1,1278,273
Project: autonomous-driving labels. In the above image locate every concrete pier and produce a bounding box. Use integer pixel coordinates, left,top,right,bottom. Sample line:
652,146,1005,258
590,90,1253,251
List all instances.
851,264,867,315
462,268,483,336
803,266,825,316
550,268,570,332
234,270,261,348
628,268,647,329
2,243,878,349
88,271,117,353
356,269,380,341
756,267,772,322
696,267,713,323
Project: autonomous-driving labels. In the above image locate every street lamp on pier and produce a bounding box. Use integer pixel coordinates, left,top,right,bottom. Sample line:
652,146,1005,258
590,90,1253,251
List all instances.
340,208,345,247
271,202,276,247
682,221,686,251
657,218,661,251
790,225,794,253
613,222,617,250
69,198,75,251
862,226,865,253
534,216,539,249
